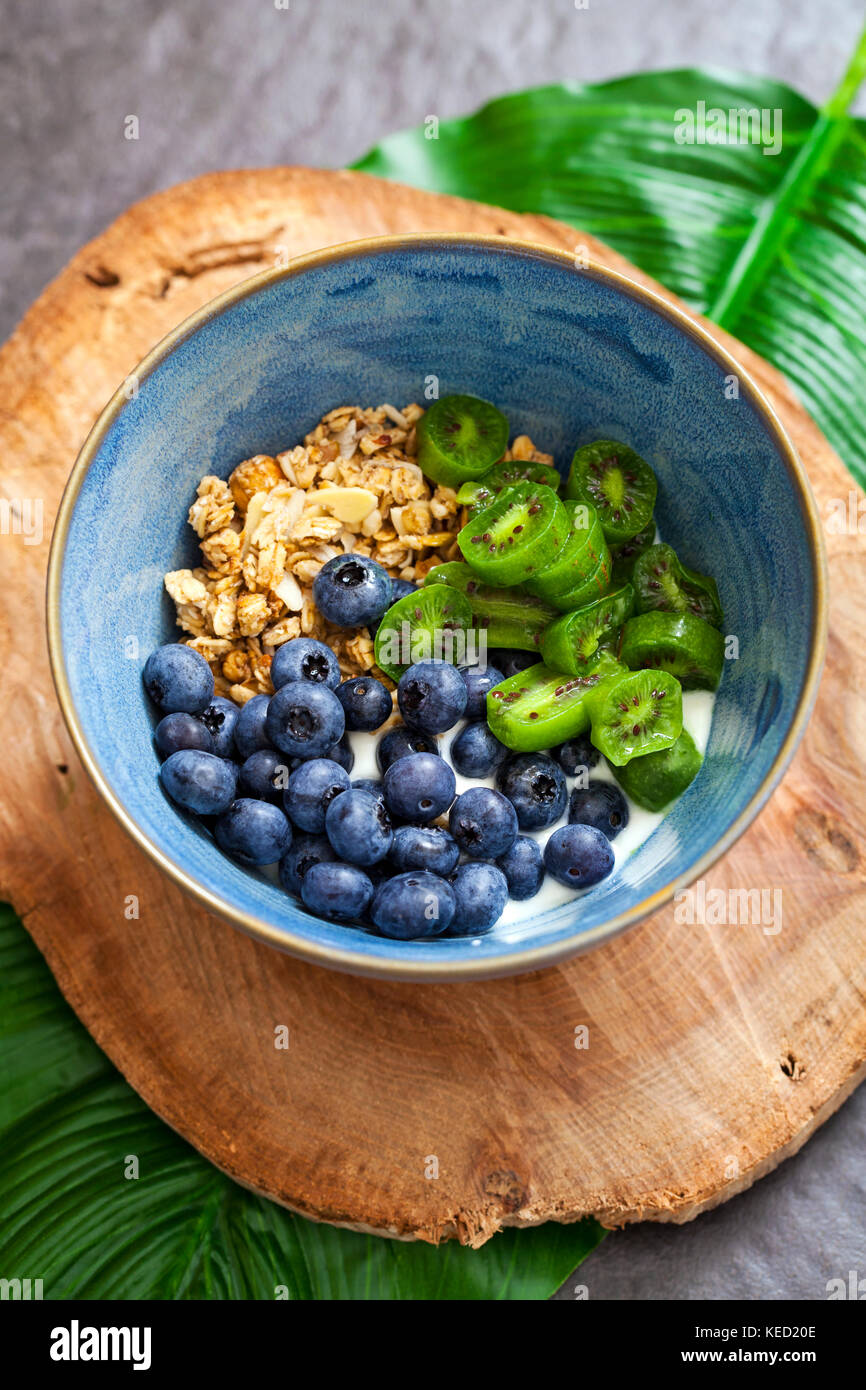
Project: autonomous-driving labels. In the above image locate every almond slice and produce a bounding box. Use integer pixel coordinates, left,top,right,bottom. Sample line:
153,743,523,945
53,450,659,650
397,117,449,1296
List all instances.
315,486,378,524
240,491,269,559
274,573,304,611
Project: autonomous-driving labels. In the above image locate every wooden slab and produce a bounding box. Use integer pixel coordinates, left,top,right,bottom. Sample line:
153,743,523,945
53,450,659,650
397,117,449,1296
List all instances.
1,168,864,1247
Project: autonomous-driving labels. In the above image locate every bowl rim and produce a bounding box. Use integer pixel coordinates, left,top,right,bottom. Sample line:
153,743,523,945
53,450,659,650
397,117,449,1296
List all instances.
46,232,829,981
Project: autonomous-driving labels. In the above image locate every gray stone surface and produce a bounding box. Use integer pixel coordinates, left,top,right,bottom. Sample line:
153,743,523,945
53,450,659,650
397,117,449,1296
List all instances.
2,0,864,1301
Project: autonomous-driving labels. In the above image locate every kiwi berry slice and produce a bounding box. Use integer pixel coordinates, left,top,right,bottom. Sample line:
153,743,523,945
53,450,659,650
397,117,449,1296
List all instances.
457,459,561,517
486,652,625,753
424,562,557,653
589,668,682,766
458,482,569,587
373,583,473,682
424,561,480,593
610,519,656,586
417,394,509,489
565,440,657,543
524,500,609,600
456,479,495,517
488,459,562,490
546,545,613,613
609,729,703,811
620,611,724,691
633,543,723,628
541,584,635,673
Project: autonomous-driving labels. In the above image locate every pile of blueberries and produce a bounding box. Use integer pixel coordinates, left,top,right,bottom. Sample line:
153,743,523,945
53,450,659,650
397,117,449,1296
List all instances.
144,554,627,940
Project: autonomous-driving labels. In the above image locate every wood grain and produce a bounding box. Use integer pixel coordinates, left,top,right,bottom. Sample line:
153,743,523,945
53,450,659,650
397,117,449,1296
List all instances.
1,168,863,1247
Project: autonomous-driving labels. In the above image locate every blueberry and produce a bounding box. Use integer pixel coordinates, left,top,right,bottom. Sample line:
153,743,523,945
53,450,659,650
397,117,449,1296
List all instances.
278,832,338,897
337,675,392,732
448,787,518,860
390,825,460,876
199,696,240,758
351,778,386,803
370,870,456,939
238,749,291,804
325,788,393,866
568,781,629,841
312,554,393,627
284,757,350,833
383,752,455,824
553,733,600,778
324,732,354,774
266,680,345,759
458,662,505,719
390,578,417,603
271,637,341,691
234,693,273,760
143,643,214,714
447,862,508,935
214,798,292,866
450,721,508,778
397,660,467,734
496,835,545,900
154,712,214,759
301,860,373,923
487,648,538,679
376,725,440,773
159,749,237,816
496,753,567,830
544,823,614,888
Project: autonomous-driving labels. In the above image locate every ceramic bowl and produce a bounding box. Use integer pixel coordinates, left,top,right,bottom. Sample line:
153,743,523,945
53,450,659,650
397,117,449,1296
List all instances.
47,236,827,979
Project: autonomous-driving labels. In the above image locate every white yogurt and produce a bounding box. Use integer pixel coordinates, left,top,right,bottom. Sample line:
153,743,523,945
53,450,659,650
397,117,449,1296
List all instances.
344,687,715,925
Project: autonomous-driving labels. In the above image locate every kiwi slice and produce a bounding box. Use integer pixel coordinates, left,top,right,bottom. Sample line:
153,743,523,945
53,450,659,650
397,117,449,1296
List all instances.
417,394,509,489
456,479,497,517
458,482,569,587
565,440,657,542
487,459,562,490
424,562,557,653
524,500,609,601
633,543,723,628
486,652,625,753
457,460,561,517
373,583,473,682
610,519,656,586
588,668,683,766
541,584,635,673
620,611,724,691
546,545,613,613
609,729,703,811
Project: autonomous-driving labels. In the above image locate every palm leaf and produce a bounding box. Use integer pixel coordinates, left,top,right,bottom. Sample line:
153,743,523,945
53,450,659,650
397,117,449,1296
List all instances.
354,33,866,487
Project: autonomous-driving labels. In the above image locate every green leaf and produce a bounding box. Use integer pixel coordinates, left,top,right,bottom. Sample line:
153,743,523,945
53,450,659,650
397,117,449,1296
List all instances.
0,906,603,1299
354,37,866,488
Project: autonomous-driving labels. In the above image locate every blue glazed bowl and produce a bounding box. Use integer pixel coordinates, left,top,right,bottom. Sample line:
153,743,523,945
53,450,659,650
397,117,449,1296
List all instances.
47,236,827,980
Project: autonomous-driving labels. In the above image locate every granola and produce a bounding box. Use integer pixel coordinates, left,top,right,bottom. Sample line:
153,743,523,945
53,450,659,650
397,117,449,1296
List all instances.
164,402,552,703
163,403,462,701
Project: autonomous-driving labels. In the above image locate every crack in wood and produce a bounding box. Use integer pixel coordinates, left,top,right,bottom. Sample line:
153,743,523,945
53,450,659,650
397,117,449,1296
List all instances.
154,231,287,298
780,1052,806,1081
794,808,859,875
84,264,121,288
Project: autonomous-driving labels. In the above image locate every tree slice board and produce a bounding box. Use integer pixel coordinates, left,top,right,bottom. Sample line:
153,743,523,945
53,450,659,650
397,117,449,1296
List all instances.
1,168,863,1248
